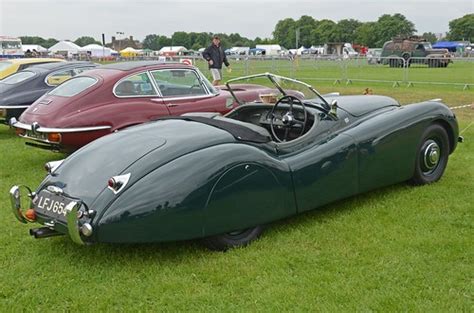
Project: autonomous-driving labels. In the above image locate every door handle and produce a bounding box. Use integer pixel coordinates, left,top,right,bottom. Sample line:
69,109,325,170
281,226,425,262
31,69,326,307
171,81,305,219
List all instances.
166,103,178,107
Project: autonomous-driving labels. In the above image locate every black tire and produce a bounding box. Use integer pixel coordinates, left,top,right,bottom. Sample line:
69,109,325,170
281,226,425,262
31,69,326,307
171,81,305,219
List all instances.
410,124,450,185
389,58,395,68
202,226,264,251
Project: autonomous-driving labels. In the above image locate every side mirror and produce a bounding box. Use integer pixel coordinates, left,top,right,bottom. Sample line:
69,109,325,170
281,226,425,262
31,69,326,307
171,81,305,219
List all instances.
330,100,338,117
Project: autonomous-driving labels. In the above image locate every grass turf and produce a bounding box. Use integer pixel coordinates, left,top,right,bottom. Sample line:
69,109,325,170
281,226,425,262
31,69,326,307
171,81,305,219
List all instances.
0,63,473,311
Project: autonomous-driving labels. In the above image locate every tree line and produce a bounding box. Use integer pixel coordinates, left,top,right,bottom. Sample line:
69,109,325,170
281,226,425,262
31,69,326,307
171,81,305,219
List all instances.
19,13,473,50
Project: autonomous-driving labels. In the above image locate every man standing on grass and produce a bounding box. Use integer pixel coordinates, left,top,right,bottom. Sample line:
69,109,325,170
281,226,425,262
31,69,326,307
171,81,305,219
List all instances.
202,35,231,86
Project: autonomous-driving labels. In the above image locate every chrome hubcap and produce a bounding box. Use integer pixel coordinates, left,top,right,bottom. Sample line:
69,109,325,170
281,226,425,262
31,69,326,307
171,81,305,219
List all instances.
423,141,440,170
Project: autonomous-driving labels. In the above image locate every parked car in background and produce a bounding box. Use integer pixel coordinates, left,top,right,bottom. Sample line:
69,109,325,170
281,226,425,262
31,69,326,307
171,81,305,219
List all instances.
9,73,461,250
367,48,382,64
0,62,96,123
0,58,64,79
381,36,451,67
12,61,275,151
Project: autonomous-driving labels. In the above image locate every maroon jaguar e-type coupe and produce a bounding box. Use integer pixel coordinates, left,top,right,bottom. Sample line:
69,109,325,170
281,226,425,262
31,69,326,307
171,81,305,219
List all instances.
12,61,274,151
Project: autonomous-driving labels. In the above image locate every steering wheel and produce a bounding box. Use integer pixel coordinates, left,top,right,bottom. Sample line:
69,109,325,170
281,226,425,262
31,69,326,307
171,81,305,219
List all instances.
269,95,308,142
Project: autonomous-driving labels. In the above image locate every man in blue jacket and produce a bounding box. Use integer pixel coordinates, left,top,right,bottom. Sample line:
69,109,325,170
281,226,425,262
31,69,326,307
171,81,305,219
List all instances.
202,35,231,86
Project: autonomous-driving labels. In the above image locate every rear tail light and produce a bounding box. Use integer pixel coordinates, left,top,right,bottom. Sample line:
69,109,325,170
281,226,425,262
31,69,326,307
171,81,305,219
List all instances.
25,209,37,222
47,132,62,143
108,178,119,189
44,160,64,174
107,173,131,194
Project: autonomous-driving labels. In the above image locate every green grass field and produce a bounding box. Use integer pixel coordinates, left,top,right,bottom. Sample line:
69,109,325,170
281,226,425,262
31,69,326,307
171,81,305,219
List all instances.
0,62,473,311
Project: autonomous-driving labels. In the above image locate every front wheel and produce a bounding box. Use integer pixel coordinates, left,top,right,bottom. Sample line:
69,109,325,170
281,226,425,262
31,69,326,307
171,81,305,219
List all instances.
410,124,450,185
202,226,264,251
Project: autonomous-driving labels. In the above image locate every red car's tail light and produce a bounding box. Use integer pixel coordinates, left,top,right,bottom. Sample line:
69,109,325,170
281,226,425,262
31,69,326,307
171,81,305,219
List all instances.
47,133,62,143
15,128,26,136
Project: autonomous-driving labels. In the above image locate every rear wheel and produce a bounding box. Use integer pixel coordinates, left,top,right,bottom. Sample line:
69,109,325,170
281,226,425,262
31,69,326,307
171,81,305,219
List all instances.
410,124,449,185
202,226,264,251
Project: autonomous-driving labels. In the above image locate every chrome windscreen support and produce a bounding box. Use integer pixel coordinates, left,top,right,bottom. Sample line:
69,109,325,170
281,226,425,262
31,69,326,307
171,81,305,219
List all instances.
330,100,338,118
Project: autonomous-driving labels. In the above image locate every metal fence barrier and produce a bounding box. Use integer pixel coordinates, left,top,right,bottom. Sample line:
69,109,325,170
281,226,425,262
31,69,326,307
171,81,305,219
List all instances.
111,54,474,90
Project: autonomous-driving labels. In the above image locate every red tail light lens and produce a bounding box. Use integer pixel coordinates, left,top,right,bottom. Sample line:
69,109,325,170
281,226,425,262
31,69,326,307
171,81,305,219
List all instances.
107,173,131,194
108,178,117,189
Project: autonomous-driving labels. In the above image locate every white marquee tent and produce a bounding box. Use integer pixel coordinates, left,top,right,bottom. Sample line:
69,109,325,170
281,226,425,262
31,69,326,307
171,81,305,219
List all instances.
48,41,81,55
80,44,117,57
159,46,188,55
22,44,48,53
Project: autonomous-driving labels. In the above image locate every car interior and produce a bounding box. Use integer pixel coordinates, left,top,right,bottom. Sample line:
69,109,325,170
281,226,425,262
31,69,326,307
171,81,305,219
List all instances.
183,96,318,144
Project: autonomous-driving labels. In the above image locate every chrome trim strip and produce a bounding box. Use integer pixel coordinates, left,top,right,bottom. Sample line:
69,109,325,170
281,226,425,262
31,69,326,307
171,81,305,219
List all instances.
0,105,30,109
161,94,218,102
12,120,111,133
146,70,163,97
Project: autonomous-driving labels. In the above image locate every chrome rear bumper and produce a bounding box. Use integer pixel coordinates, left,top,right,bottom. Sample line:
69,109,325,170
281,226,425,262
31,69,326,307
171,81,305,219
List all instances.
9,185,92,245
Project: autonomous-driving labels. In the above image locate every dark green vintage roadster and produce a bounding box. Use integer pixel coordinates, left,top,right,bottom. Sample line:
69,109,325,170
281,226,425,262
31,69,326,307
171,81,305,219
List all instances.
10,73,461,250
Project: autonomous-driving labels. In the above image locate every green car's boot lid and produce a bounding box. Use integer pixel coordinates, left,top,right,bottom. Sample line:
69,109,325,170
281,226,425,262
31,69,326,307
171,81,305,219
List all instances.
41,119,236,207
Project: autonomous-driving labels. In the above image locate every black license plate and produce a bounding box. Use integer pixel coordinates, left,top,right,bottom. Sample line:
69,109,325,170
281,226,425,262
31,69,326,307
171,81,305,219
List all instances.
34,190,74,223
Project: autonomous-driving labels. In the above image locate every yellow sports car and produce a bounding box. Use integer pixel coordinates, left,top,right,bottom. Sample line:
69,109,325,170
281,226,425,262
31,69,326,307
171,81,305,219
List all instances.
0,58,64,79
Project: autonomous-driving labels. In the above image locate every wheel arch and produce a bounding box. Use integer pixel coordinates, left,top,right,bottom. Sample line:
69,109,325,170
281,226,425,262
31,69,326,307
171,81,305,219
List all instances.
431,119,456,154
203,159,295,237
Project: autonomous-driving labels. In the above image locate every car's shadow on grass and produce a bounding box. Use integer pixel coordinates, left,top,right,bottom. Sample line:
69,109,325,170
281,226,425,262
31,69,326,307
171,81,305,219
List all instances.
40,182,411,266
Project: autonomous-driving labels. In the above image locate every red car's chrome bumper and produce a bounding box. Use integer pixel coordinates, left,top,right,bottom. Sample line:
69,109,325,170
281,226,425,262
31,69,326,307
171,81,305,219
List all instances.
10,118,112,133
10,118,112,150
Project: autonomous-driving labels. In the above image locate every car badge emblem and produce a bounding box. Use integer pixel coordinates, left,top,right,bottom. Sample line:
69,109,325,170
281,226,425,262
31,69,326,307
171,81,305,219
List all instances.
31,122,40,135
47,185,63,195
38,99,52,105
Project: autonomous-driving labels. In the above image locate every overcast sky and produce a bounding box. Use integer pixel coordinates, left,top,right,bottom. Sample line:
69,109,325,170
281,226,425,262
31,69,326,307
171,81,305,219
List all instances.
0,0,472,42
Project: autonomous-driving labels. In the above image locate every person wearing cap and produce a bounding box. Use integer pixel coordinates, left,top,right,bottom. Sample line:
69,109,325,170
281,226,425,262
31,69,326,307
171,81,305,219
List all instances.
202,35,231,86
